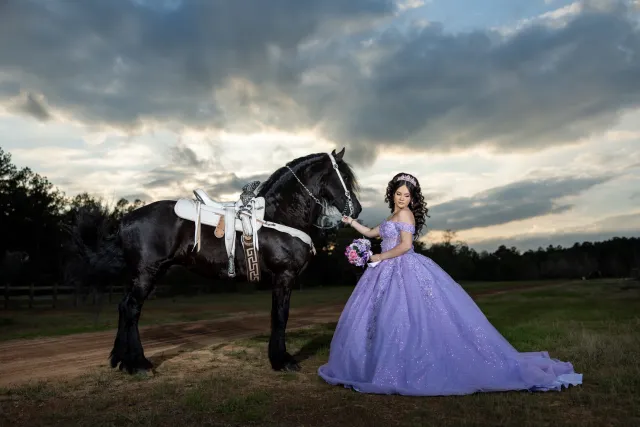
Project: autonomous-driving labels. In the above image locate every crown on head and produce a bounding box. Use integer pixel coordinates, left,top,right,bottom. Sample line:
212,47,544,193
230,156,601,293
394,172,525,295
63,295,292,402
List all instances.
396,174,416,186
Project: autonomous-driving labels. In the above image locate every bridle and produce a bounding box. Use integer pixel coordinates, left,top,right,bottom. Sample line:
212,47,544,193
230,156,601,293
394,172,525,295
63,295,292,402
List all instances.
286,152,355,228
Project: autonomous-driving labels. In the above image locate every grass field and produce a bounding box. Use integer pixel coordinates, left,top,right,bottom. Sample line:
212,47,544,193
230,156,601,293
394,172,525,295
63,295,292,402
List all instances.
1,279,639,426
0,280,565,342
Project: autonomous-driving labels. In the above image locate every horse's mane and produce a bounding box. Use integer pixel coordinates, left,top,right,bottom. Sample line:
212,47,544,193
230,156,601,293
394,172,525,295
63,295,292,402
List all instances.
257,152,359,226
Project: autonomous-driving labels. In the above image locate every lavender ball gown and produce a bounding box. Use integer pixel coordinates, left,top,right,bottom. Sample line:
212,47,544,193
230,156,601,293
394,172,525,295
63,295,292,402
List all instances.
317,219,582,396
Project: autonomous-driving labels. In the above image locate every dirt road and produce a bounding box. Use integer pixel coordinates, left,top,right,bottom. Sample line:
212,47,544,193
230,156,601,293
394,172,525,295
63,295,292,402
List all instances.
0,282,569,388
0,304,347,388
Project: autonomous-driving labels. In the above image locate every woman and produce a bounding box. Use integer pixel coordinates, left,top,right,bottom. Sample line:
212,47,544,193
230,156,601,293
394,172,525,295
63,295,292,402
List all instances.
317,172,582,396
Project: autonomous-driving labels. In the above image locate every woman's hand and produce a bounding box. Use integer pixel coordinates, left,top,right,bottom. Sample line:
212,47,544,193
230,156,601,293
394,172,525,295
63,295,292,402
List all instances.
370,254,382,262
342,215,354,225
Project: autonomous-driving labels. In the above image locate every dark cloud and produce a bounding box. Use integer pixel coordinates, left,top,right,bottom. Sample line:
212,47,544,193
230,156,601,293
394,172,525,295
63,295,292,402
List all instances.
168,143,226,170
320,1,640,159
142,138,270,199
142,168,187,190
358,203,393,227
7,92,51,121
426,175,611,231
170,145,205,169
210,172,271,195
143,165,269,199
0,0,394,131
358,185,383,202
1,1,639,164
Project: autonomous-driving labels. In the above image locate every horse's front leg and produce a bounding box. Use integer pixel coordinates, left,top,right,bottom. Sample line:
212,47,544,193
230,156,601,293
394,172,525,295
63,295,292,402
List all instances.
269,271,300,371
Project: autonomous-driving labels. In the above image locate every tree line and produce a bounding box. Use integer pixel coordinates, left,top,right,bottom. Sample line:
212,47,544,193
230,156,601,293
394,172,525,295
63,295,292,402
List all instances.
1,145,638,295
301,226,640,288
0,147,143,290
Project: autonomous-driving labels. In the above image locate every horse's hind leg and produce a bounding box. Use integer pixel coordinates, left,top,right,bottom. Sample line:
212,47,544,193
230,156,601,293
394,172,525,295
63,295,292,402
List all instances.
110,270,158,374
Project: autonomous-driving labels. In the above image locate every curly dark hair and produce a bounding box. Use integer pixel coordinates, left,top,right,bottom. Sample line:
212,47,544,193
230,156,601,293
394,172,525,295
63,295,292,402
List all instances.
384,172,429,238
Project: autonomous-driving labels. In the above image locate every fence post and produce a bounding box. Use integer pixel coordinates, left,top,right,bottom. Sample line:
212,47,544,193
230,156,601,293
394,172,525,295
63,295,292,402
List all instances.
29,282,34,309
4,282,8,309
52,282,58,308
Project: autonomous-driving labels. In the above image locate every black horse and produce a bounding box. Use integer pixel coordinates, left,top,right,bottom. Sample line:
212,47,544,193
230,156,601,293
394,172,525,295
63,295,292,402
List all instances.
67,148,362,374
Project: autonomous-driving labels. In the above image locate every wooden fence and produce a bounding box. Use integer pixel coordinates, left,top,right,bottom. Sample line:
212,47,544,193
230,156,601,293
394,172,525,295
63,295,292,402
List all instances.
1,280,241,309
3,283,127,309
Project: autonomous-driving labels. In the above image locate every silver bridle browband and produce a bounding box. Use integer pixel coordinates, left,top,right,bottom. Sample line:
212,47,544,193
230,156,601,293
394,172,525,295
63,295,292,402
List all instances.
286,152,354,227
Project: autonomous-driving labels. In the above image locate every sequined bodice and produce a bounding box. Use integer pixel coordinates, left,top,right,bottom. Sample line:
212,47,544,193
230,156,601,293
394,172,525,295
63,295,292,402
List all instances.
380,219,415,252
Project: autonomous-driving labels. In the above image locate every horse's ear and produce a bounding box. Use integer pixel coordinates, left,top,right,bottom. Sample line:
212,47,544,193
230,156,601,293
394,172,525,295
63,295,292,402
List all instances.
335,147,345,161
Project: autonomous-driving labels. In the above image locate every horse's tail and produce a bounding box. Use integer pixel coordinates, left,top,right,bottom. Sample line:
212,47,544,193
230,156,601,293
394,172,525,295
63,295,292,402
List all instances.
62,206,128,299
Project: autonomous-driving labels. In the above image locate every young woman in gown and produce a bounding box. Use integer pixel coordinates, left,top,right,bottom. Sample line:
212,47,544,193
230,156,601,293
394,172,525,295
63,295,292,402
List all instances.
317,172,582,396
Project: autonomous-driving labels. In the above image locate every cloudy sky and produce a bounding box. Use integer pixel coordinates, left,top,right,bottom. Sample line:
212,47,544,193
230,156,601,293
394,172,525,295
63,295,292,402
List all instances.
1,0,639,252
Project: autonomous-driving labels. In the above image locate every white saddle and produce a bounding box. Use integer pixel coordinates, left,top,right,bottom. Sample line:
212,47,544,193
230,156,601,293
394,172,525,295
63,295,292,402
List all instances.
174,190,266,278
174,197,266,234
174,187,315,279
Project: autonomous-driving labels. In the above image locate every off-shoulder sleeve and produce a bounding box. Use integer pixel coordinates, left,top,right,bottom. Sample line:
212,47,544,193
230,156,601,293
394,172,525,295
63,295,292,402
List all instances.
396,221,415,234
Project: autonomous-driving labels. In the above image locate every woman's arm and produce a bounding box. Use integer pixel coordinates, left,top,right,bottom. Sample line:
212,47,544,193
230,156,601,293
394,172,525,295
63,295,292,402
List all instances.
371,209,414,261
376,230,412,261
343,216,380,238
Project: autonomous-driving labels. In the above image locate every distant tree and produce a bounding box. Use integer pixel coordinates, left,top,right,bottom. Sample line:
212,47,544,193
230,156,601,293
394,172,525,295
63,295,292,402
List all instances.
0,146,146,287
111,197,145,221
0,147,67,275
442,229,457,245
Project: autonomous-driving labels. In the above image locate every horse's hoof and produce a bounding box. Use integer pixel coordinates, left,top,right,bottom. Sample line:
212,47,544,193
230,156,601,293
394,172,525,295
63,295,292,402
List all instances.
117,359,153,375
139,357,154,370
133,368,153,377
271,361,300,371
270,352,301,371
283,361,301,372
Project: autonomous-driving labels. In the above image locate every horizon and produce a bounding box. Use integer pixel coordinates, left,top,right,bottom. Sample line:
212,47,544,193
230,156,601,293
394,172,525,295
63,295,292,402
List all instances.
1,0,639,253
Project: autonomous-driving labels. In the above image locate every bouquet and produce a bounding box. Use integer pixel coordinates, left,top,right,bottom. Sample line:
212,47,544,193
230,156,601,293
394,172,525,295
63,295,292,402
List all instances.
345,238,372,267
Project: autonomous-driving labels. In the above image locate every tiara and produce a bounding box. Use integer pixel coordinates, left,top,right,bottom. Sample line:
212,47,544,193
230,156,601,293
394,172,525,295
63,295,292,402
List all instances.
396,174,416,186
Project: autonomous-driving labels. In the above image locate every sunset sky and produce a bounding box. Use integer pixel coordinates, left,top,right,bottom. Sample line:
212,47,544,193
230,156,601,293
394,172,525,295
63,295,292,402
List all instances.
1,0,639,251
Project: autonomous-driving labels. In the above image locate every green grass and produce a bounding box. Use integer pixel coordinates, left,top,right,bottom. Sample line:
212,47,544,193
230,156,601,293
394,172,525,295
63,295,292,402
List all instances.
459,279,568,293
1,279,639,426
0,286,356,341
0,280,565,342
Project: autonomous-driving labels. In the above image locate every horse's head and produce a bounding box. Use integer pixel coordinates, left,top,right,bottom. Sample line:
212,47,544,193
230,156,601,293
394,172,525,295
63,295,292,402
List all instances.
292,147,362,229
260,148,362,230
314,147,362,228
